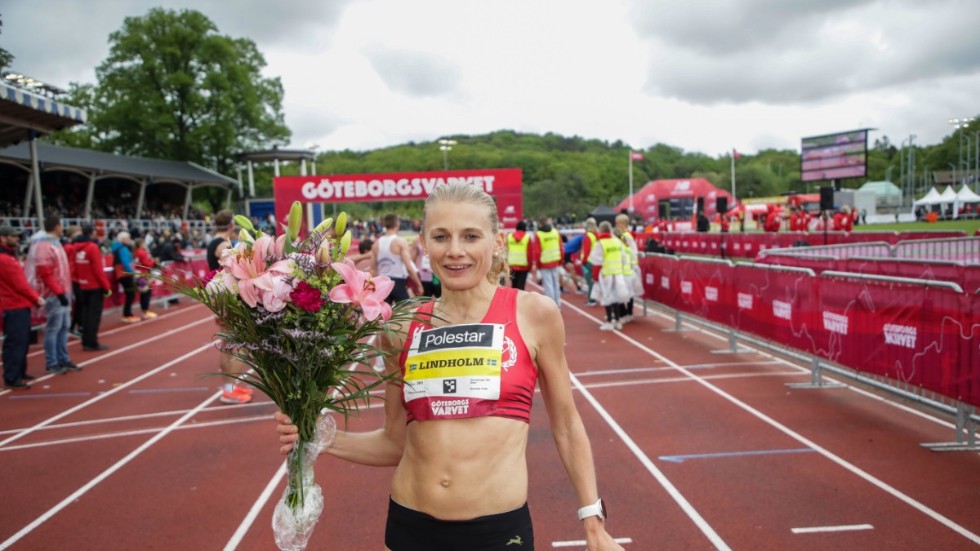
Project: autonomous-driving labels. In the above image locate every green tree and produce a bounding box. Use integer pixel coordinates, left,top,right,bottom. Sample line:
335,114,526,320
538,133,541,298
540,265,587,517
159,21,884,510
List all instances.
50,8,289,207
0,13,13,71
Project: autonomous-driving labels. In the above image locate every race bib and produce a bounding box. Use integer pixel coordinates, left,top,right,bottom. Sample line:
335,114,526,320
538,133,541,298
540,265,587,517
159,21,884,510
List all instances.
403,323,504,417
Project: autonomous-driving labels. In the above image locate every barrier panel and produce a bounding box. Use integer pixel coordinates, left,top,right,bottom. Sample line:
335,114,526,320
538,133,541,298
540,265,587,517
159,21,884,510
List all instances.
893,237,980,264
640,254,681,311
672,257,736,326
755,254,839,274
817,272,978,406
731,264,822,355
638,253,980,409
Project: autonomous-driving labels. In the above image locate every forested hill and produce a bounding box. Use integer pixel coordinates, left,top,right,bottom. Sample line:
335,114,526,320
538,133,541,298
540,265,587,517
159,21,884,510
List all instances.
303,129,930,220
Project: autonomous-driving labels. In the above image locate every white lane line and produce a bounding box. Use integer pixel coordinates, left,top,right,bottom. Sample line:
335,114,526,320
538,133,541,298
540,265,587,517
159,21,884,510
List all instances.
562,299,980,546
0,318,213,449
638,303,964,433
224,462,288,551
0,344,213,550
792,524,874,534
0,310,213,398
552,537,633,547
0,400,274,436
0,414,273,452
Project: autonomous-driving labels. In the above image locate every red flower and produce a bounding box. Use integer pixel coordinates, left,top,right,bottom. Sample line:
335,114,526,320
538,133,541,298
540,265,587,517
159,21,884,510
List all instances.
202,269,219,287
290,280,323,312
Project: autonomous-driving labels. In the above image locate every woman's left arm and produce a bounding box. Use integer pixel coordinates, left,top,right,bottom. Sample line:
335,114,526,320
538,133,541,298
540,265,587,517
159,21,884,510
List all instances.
520,293,624,551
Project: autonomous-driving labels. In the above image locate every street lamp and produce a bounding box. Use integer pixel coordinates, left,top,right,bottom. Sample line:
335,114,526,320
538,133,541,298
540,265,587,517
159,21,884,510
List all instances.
438,139,457,170
949,117,974,186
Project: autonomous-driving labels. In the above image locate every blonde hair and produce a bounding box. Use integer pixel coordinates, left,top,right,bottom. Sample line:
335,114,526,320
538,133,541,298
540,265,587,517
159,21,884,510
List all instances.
615,213,629,226
584,217,598,232
424,183,508,284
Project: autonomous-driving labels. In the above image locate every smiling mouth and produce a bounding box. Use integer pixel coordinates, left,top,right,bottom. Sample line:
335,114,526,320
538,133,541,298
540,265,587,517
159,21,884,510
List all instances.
444,264,470,271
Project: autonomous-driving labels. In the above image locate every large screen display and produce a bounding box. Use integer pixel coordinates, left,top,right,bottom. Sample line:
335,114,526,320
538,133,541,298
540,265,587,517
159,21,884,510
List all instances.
800,129,868,183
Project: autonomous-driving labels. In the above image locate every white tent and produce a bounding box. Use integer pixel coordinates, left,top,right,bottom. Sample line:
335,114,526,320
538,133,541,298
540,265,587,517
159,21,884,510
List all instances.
913,187,942,206
956,185,980,204
954,185,980,218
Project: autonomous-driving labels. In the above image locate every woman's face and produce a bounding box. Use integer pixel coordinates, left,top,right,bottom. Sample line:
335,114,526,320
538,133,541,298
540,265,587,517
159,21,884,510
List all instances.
421,200,503,292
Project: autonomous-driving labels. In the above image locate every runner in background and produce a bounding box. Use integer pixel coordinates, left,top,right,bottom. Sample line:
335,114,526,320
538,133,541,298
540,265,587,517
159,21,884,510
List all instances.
206,210,252,405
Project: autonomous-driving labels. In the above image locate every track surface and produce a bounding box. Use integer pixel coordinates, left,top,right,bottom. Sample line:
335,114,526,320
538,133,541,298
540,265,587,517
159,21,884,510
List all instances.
1,287,979,550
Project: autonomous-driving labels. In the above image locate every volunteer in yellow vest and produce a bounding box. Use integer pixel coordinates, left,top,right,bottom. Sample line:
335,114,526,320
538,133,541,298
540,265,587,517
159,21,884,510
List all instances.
531,216,564,307
615,213,642,324
588,221,628,330
580,218,599,306
507,220,532,290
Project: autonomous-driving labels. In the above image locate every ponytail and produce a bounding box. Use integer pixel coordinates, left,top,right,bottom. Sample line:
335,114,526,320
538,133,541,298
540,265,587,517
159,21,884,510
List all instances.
488,250,509,285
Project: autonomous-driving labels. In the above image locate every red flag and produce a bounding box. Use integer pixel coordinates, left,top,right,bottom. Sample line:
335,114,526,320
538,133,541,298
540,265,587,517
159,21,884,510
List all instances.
732,148,742,159
630,151,643,161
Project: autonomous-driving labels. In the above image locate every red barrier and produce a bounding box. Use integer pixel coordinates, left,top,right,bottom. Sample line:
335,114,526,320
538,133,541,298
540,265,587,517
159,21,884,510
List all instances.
731,264,822,355
639,254,980,408
817,273,979,405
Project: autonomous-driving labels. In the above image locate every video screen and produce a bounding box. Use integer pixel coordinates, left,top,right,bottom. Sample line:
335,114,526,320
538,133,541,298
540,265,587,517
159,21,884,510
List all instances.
800,129,868,182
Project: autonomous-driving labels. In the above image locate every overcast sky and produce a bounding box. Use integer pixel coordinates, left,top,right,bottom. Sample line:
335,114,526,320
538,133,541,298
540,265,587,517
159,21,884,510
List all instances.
4,0,979,158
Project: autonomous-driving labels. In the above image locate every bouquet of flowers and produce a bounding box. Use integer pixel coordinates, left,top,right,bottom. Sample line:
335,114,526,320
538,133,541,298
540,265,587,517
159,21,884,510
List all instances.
157,202,417,550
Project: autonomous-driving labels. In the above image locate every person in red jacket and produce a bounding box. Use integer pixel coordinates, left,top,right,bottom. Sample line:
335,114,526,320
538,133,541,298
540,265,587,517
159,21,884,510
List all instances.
72,224,113,351
26,215,80,375
133,237,158,320
1,226,45,389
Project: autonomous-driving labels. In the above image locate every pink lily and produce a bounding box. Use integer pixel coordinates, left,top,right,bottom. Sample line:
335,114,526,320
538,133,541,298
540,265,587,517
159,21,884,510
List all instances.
222,235,295,309
328,259,394,321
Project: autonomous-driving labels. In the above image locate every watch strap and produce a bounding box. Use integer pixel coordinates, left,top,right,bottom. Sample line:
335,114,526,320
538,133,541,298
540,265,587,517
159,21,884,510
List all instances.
577,498,605,521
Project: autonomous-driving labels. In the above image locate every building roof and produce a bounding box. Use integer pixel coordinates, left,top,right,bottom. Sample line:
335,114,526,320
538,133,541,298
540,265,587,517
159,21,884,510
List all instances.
0,141,236,188
0,81,86,147
857,180,902,196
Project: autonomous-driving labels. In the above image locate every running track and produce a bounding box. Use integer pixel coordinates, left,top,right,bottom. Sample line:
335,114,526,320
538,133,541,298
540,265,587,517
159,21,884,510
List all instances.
1,287,978,550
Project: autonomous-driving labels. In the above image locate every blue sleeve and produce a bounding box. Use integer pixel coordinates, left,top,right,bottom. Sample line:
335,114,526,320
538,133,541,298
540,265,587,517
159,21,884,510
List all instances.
121,246,135,272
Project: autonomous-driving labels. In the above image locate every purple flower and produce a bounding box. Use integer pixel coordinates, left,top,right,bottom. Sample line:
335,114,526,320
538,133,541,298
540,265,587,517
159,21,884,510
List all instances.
290,280,323,312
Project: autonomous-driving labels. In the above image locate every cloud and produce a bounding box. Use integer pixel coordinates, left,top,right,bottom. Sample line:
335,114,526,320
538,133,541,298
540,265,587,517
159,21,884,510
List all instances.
635,0,980,105
364,48,461,98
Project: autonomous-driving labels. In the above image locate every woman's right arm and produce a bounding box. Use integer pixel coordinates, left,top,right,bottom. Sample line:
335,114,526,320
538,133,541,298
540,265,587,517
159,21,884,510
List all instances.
276,329,408,467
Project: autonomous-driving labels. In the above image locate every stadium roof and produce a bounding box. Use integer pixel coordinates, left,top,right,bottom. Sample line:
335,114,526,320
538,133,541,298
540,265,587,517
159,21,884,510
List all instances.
0,141,237,188
0,80,86,147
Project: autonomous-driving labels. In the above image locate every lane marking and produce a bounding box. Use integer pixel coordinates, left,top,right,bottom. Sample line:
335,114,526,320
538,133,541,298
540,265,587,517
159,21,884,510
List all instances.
0,415,273,452
561,298,980,546
638,302,965,433
8,392,93,399
0,345,213,550
660,448,816,463
128,386,211,394
574,360,783,378
224,462,288,551
581,371,805,390
0,318,214,449
0,401,274,436
0,302,206,369
552,537,633,547
792,524,874,534
0,312,213,398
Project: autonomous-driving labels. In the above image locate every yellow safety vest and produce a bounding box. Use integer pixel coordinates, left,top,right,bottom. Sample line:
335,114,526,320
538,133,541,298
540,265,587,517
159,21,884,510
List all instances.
537,228,561,265
621,241,635,277
598,237,624,276
507,233,530,267
584,232,598,264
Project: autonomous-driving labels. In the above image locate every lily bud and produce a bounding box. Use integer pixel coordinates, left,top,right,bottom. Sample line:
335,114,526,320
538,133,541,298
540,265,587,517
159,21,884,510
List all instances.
314,217,334,234
238,228,254,244
338,230,352,258
317,239,332,264
287,201,303,243
335,211,348,237
234,215,255,232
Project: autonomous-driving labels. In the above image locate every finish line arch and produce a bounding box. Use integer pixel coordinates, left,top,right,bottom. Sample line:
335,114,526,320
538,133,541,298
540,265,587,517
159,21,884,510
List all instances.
273,168,523,232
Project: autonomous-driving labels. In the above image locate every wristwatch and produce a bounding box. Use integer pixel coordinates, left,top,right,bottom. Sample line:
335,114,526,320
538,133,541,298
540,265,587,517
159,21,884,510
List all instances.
577,498,606,521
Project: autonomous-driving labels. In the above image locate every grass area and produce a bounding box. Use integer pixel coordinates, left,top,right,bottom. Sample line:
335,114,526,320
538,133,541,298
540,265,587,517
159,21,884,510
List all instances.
854,219,980,234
